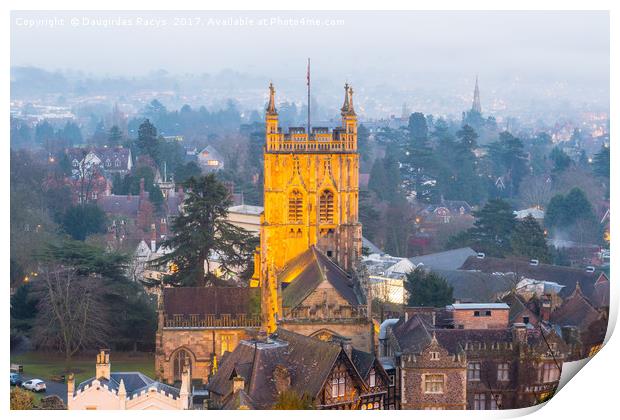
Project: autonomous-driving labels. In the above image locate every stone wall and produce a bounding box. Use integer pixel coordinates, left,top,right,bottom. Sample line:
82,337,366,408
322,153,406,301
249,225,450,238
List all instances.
156,328,255,384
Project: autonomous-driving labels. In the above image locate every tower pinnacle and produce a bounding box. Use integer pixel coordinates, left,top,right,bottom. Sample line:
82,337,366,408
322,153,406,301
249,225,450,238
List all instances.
472,75,482,114
267,82,277,115
341,83,356,116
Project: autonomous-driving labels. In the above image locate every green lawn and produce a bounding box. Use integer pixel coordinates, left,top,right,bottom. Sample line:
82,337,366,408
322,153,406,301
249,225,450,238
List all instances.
11,352,155,384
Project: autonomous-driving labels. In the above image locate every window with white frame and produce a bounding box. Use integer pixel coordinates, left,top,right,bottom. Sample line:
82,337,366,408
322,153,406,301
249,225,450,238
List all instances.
369,369,376,388
540,362,560,383
338,374,346,397
497,363,510,381
467,362,481,381
424,374,444,394
331,377,339,398
429,351,440,360
474,393,486,410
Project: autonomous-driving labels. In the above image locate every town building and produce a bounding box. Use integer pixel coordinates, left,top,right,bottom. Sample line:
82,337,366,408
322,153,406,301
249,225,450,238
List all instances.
206,329,389,409
155,287,261,384
384,308,570,410
67,350,191,410
197,145,224,172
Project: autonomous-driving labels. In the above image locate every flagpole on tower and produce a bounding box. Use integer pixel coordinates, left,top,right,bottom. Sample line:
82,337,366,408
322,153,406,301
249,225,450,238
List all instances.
307,57,311,135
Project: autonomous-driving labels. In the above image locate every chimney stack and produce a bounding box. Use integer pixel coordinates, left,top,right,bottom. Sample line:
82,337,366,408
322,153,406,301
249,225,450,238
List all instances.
95,349,111,380
67,373,75,409
150,223,157,252
512,323,527,346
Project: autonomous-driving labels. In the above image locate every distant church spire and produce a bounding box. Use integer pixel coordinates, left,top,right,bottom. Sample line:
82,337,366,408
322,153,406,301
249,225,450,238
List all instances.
267,82,277,115
472,75,482,113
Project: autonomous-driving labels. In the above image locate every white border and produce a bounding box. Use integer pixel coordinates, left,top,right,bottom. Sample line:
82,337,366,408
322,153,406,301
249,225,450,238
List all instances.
2,2,616,419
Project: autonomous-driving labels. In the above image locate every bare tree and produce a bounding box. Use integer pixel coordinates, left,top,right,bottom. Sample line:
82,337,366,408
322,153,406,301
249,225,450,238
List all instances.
518,175,553,209
32,267,110,366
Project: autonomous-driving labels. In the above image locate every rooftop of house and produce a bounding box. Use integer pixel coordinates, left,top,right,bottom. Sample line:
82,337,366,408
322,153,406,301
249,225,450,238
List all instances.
430,268,516,303
206,329,345,409
409,247,477,271
228,204,264,216
75,372,179,399
391,313,558,356
459,255,608,302
162,286,259,317
448,303,510,311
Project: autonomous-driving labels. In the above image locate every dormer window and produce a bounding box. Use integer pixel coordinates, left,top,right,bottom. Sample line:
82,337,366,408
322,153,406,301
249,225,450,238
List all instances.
430,351,440,361
115,158,121,167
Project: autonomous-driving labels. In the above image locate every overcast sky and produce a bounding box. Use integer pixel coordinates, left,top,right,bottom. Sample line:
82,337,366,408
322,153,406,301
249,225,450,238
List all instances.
11,10,609,112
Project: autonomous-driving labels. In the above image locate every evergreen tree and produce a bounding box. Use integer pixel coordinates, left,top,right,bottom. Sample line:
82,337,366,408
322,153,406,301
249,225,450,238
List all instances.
487,131,528,197
174,161,202,184
60,204,107,241
510,215,551,262
136,119,159,162
468,199,516,256
593,146,610,178
405,267,453,307
550,147,571,173
408,112,428,142
156,174,258,286
368,158,388,201
61,121,83,147
108,125,123,147
273,390,314,409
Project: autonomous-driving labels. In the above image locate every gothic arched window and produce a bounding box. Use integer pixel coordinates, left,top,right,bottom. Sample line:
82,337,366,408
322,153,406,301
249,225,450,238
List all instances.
288,189,303,223
173,349,192,383
319,190,335,224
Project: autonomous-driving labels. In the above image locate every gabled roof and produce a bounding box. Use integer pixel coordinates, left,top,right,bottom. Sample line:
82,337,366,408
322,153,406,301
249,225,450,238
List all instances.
550,284,602,331
409,247,477,271
350,349,375,379
392,314,523,355
207,329,345,409
162,286,259,316
280,246,364,308
75,372,179,399
460,256,605,301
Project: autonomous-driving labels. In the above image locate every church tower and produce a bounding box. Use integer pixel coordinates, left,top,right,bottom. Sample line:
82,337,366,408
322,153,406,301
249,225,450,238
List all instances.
472,75,482,114
253,83,363,333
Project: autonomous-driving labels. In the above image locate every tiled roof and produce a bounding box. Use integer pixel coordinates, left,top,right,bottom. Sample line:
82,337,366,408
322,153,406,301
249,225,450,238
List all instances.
97,195,141,217
432,269,516,302
207,329,343,409
409,247,477,271
550,285,602,331
392,314,515,355
460,256,606,301
280,246,364,308
351,348,375,379
162,286,259,316
75,372,179,399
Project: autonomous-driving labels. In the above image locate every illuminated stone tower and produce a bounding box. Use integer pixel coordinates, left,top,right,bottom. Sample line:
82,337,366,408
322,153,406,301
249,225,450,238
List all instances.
253,83,363,333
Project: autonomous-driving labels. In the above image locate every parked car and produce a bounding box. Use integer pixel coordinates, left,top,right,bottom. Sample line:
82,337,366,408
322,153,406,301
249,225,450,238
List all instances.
10,372,22,386
22,379,46,392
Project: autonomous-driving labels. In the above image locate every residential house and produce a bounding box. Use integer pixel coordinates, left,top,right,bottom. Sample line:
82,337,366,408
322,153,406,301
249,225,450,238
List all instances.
206,329,388,410
197,145,224,172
